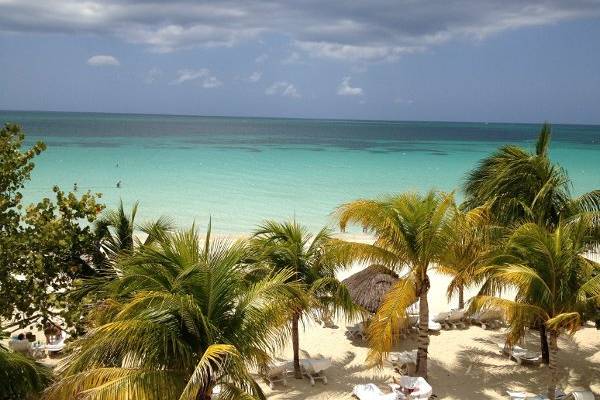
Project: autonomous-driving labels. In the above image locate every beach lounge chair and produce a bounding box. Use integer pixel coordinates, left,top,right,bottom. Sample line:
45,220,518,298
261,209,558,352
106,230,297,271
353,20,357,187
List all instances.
389,350,417,374
346,322,367,341
300,357,331,385
498,343,542,365
389,376,433,399
433,308,467,329
507,389,568,399
8,338,33,356
46,331,68,355
471,308,503,329
352,383,399,400
262,360,290,389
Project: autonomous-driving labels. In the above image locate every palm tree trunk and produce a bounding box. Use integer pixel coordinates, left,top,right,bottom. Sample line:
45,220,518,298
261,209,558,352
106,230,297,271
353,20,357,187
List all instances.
292,311,302,379
416,275,430,378
547,330,558,400
540,323,550,365
458,284,465,310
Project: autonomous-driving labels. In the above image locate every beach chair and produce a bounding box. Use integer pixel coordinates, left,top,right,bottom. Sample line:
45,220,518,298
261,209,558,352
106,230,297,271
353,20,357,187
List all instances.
300,357,331,385
8,338,32,356
567,390,595,400
346,322,367,341
507,389,567,399
46,331,68,355
389,350,417,374
352,383,399,400
471,308,503,329
389,376,433,399
262,360,290,389
498,343,542,365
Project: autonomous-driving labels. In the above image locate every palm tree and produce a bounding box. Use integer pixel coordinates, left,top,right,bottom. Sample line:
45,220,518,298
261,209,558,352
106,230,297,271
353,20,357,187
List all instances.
463,122,600,229
0,343,52,399
437,202,494,309
250,220,356,379
473,216,600,400
463,122,600,362
335,190,455,378
44,225,299,400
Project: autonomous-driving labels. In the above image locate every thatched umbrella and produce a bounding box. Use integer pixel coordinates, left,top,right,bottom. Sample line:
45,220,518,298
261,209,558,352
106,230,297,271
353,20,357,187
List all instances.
342,265,399,313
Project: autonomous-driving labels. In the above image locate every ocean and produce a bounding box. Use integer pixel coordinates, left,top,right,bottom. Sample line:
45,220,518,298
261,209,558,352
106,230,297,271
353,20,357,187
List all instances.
2,110,599,234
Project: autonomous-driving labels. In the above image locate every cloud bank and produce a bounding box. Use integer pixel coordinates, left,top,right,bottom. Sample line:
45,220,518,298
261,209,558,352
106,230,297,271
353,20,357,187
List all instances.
2,1,599,61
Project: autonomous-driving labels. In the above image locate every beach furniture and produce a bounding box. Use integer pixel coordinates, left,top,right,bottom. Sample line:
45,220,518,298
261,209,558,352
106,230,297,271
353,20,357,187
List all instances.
470,308,503,329
507,388,571,399
300,357,331,385
8,338,33,356
389,376,433,399
352,383,399,400
498,343,542,365
433,309,467,329
46,331,68,355
262,360,290,389
389,350,417,374
346,322,367,341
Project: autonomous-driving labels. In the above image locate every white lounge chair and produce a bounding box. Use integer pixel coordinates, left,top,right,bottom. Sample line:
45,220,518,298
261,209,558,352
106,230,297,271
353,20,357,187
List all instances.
389,350,417,374
498,344,542,365
507,389,567,399
567,390,596,400
352,383,399,400
300,357,331,386
263,360,290,389
46,331,68,355
390,376,433,399
471,309,503,329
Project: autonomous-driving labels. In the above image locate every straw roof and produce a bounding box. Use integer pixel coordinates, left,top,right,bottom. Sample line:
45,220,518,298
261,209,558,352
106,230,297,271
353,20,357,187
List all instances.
342,265,399,313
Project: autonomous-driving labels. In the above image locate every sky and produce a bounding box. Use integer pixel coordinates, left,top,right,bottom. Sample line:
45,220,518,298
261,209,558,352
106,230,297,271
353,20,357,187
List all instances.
1,1,600,124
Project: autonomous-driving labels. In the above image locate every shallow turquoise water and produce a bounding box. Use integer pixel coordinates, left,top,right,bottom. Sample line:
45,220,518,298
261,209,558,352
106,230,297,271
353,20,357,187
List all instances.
2,111,599,233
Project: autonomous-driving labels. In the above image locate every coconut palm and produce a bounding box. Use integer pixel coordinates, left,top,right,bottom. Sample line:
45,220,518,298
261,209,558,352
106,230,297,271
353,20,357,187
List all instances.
250,220,356,379
472,216,600,400
44,225,299,400
0,344,52,399
437,202,495,309
463,122,600,229
463,123,600,362
335,190,455,378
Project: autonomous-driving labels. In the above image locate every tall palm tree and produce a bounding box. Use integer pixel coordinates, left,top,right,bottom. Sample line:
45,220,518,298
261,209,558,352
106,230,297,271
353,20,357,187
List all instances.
44,225,299,400
473,216,600,400
335,190,455,378
251,220,356,379
437,202,494,309
463,122,600,229
463,123,600,362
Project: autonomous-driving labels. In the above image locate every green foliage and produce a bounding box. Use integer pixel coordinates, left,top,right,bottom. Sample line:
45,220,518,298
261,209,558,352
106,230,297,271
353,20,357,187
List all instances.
0,348,53,399
0,123,104,332
463,123,600,229
45,225,298,400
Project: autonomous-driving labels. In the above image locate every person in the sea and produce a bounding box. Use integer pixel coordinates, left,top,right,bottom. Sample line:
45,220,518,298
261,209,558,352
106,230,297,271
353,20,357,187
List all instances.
116,180,121,188
73,182,78,191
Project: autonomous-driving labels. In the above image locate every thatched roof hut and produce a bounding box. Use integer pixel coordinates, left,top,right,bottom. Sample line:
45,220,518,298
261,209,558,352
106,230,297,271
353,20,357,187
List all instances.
342,265,399,313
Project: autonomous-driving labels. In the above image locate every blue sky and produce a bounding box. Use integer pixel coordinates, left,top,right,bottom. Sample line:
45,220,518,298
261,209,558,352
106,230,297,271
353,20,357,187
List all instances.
1,1,600,124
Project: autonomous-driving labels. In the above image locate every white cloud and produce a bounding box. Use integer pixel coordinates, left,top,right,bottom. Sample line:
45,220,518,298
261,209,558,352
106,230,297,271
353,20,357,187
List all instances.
337,76,363,96
144,67,162,84
282,51,301,64
4,1,600,61
87,55,120,66
255,53,269,63
394,97,414,105
265,81,300,98
247,71,262,82
171,68,222,88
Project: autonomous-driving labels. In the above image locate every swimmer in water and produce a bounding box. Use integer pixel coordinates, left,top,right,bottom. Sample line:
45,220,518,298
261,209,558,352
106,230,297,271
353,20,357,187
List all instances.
116,180,122,188
73,183,78,191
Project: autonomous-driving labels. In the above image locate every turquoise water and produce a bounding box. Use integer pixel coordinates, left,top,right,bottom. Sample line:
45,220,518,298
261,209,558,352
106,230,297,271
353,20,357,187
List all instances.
2,111,599,233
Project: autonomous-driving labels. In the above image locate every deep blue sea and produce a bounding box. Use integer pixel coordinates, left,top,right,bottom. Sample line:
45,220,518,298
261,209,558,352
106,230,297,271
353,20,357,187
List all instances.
2,111,599,233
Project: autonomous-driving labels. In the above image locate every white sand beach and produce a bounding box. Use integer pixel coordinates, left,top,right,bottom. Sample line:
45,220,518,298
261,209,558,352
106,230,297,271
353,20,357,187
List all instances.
259,256,600,399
